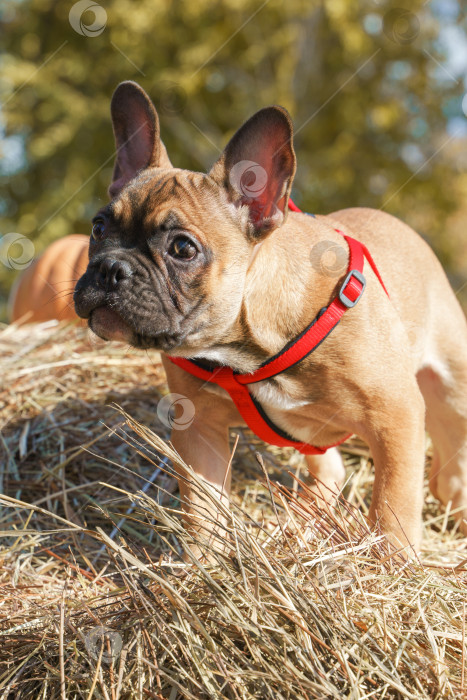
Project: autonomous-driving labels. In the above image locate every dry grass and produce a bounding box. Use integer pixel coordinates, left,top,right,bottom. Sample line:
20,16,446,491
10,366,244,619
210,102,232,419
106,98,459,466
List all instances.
0,321,466,699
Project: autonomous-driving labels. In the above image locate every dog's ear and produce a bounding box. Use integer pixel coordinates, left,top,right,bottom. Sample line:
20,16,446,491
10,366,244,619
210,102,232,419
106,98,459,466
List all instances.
108,81,173,198
209,106,296,238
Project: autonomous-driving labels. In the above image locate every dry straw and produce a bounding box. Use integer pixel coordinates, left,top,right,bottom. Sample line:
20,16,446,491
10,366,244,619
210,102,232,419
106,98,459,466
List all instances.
0,322,466,698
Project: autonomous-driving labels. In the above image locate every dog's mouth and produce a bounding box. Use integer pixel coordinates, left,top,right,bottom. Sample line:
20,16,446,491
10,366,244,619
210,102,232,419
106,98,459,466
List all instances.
89,307,133,343
88,306,183,351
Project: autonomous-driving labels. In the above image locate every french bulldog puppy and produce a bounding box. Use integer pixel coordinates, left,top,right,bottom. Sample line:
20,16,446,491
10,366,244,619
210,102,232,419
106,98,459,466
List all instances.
74,81,467,554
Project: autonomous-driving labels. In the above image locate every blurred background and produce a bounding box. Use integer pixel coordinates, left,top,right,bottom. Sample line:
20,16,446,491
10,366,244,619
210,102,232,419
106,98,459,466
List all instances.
1,0,467,321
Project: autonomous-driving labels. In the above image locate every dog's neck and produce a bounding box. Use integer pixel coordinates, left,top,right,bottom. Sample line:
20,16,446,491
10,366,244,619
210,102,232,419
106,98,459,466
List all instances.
188,215,346,373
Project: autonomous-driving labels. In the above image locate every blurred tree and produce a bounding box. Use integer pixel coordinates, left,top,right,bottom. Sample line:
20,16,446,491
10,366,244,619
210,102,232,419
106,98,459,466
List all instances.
1,0,466,318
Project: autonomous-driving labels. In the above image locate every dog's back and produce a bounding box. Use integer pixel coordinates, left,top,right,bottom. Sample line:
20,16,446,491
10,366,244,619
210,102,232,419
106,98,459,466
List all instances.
9,234,89,323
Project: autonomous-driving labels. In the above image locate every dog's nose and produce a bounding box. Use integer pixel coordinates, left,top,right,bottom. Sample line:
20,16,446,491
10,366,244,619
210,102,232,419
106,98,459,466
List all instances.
97,259,132,292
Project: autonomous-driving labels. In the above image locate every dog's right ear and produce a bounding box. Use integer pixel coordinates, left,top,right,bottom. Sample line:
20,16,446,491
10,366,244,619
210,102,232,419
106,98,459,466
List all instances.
108,81,173,198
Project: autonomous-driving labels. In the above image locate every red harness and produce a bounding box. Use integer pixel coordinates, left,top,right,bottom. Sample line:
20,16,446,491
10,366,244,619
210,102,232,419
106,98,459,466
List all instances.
168,201,389,454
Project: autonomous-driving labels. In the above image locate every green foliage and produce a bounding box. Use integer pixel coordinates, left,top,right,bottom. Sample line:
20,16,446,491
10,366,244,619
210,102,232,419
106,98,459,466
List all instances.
1,0,466,317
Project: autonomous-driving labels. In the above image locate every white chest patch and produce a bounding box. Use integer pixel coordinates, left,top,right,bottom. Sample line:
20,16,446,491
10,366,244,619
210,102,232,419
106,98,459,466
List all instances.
189,347,331,444
203,372,319,444
248,378,310,411
250,378,323,443
197,353,308,411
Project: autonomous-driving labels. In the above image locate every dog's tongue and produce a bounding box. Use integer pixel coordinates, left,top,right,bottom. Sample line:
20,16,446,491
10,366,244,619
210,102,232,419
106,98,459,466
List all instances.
91,307,133,343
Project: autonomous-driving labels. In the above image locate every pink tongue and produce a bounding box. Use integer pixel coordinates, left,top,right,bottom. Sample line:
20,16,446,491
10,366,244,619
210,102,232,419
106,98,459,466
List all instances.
91,307,133,342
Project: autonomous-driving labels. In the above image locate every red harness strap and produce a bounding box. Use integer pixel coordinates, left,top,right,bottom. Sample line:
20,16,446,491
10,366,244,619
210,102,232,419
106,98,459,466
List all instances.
168,201,389,454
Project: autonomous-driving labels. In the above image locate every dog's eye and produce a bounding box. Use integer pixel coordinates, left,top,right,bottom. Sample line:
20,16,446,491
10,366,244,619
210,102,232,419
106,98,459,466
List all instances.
91,218,106,241
169,236,197,260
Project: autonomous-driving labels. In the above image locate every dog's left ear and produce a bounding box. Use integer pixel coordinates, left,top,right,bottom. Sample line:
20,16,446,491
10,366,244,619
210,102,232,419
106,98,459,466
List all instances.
209,106,296,238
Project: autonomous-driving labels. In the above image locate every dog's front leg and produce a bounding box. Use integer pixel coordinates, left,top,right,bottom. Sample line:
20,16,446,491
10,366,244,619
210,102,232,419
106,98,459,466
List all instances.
161,356,241,558
305,448,346,509
363,379,426,554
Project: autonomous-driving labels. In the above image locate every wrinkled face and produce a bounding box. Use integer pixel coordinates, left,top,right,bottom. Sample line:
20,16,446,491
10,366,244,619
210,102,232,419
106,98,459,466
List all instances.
73,80,296,354
74,169,251,352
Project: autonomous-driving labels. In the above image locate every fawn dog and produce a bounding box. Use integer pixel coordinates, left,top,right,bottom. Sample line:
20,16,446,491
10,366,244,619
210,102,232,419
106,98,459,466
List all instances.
15,80,466,554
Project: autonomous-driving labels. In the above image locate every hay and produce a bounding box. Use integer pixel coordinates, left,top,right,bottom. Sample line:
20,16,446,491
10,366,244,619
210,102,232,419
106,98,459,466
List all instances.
0,321,466,699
